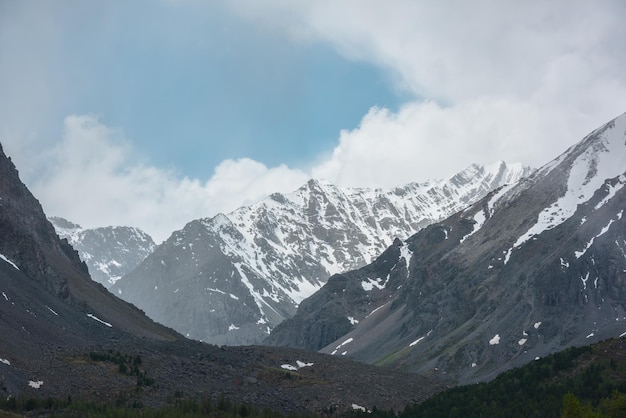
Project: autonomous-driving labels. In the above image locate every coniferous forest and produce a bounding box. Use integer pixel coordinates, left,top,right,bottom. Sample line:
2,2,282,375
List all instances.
349,339,626,418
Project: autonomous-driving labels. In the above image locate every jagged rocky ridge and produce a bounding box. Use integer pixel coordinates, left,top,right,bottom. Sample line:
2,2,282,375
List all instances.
0,142,447,414
266,112,626,385
112,162,531,345
49,216,156,288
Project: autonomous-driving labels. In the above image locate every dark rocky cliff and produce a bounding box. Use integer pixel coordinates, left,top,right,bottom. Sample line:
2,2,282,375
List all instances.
0,144,89,299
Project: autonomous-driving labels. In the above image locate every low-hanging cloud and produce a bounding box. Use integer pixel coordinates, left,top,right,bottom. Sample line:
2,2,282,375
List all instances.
311,97,622,188
311,100,544,188
29,115,308,242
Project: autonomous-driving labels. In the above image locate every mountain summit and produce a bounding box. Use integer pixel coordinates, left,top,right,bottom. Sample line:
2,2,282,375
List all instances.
112,162,531,345
49,217,156,288
266,112,626,384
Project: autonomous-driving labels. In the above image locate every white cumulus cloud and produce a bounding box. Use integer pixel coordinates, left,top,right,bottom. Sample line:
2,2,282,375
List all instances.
230,0,626,183
5,1,626,243
30,115,308,242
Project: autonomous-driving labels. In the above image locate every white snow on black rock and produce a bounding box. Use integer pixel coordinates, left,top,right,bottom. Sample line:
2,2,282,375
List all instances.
112,162,530,345
50,217,155,288
267,112,626,385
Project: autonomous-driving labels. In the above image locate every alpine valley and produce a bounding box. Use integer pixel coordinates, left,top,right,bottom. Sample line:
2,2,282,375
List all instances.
111,162,530,345
267,112,626,385
1,112,626,416
0,142,447,415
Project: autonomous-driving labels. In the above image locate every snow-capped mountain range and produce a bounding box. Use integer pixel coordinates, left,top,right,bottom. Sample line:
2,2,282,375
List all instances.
49,217,155,288
0,143,441,415
266,112,626,384
111,161,531,345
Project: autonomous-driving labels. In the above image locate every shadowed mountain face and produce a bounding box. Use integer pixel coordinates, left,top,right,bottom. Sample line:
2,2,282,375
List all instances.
0,144,181,341
266,112,626,385
49,217,156,288
0,143,448,415
112,162,531,345
0,152,86,300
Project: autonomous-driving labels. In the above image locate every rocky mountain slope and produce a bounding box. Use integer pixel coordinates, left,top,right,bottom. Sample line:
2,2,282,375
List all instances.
112,162,530,345
49,216,155,288
0,145,174,341
0,142,446,415
266,112,626,385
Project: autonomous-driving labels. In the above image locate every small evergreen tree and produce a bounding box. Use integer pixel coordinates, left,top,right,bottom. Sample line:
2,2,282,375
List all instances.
563,393,584,418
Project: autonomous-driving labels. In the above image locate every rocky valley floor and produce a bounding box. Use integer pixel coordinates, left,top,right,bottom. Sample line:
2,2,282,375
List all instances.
2,336,449,416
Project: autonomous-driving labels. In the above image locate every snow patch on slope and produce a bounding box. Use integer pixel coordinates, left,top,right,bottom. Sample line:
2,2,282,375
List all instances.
361,277,388,291
505,116,626,264
28,381,43,389
399,243,412,266
87,313,112,327
575,215,620,259
410,330,432,347
331,337,354,355
460,208,487,244
280,360,314,371
595,177,626,210
0,254,19,270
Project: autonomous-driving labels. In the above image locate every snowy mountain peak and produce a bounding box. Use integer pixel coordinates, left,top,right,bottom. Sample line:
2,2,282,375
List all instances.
504,113,626,258
48,216,83,242
539,112,626,177
305,177,334,190
49,217,156,288
48,216,81,231
113,161,530,345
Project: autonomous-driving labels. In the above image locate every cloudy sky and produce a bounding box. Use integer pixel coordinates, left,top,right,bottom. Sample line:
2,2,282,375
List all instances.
1,1,625,242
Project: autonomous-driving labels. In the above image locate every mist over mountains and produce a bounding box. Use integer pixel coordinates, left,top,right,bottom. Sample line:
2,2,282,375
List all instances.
108,162,530,345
